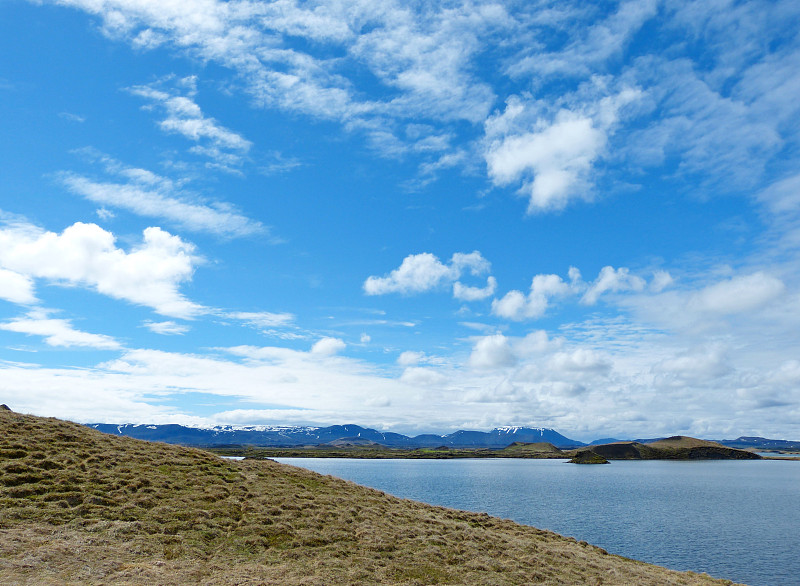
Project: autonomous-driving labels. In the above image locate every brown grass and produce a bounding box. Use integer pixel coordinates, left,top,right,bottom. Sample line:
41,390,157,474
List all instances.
645,436,725,449
0,409,741,585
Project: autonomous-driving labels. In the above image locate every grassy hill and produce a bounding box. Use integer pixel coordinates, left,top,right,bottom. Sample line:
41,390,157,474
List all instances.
0,409,739,585
582,437,761,461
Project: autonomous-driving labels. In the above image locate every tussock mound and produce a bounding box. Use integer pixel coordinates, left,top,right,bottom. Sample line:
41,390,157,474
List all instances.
0,409,737,585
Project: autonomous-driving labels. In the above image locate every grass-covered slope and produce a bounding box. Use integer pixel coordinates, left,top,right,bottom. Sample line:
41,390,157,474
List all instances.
587,437,761,461
0,409,739,585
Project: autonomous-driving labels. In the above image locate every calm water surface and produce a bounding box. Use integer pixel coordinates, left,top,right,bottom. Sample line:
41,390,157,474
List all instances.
275,457,800,586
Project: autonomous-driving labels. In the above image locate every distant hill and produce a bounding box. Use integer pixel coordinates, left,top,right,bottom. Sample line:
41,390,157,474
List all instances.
499,441,564,457
718,436,800,451
86,422,585,449
0,408,731,585
580,436,760,461
588,437,626,445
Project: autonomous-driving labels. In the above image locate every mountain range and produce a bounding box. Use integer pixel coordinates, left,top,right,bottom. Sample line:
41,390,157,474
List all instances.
86,423,585,448
85,422,800,451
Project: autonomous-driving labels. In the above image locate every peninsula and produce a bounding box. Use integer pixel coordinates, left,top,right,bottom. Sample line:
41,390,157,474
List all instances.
0,408,738,585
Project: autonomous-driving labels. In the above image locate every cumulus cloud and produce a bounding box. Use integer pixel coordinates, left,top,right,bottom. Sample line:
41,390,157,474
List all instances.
0,268,37,305
311,337,346,356
1,311,121,349
581,266,646,305
364,251,494,300
489,265,673,322
486,107,606,211
453,276,497,301
365,253,455,295
0,220,202,318
492,274,572,320
469,333,516,369
484,87,641,212
547,349,611,375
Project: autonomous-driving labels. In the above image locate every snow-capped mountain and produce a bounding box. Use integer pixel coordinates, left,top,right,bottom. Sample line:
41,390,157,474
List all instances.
86,423,585,448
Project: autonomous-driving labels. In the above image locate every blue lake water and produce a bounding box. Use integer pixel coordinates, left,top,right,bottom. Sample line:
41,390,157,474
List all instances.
275,457,800,586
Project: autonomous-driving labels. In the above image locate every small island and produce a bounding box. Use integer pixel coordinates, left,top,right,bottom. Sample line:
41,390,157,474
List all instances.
569,449,610,464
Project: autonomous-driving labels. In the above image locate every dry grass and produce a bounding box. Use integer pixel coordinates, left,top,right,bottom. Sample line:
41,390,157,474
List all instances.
0,409,741,585
645,436,725,449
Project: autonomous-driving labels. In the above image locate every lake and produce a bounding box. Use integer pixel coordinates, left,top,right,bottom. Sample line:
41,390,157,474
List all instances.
274,457,800,586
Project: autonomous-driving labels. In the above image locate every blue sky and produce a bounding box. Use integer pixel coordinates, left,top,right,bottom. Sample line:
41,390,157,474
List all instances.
1,0,799,441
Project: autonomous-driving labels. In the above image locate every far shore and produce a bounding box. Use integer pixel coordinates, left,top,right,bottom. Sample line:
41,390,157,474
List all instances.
207,435,770,462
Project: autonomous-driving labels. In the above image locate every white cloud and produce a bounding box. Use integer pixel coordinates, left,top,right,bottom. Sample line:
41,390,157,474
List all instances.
758,173,800,215
492,273,571,320
688,272,785,315
484,87,641,212
450,250,491,275
469,333,516,369
129,77,251,169
399,366,447,387
365,253,454,295
486,107,606,211
654,346,731,383
397,350,425,366
364,251,493,300
547,349,611,375
0,268,36,305
508,0,658,79
36,0,800,213
260,151,303,175
144,320,190,335
311,337,346,357
756,173,800,250
581,266,646,305
1,311,121,349
0,220,202,318
59,112,86,123
96,207,115,221
47,0,503,165
650,270,674,293
61,163,265,239
513,330,552,357
227,311,295,328
453,276,497,301
624,56,783,190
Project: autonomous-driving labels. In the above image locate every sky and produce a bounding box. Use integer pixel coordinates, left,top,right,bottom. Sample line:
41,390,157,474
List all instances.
1,0,799,441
